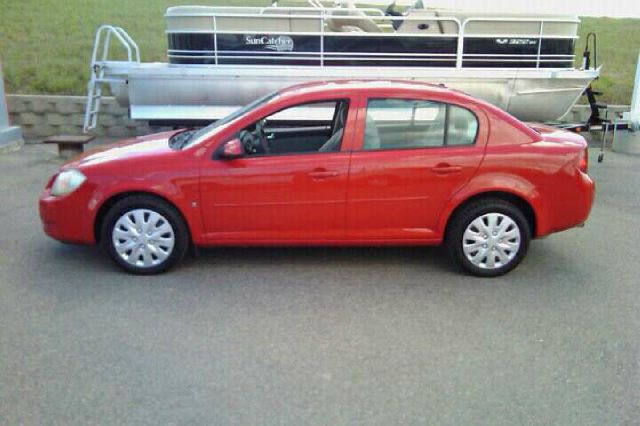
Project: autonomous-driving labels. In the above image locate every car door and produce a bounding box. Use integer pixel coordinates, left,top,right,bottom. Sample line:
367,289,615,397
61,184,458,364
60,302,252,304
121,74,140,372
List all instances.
199,97,355,242
346,93,488,240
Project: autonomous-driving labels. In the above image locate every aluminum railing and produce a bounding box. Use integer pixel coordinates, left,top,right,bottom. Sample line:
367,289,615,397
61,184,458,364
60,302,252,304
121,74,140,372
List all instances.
84,25,140,131
165,10,582,70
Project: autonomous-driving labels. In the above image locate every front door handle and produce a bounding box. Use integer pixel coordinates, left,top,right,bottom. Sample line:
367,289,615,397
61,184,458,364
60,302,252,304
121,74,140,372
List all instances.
431,164,462,175
308,170,339,179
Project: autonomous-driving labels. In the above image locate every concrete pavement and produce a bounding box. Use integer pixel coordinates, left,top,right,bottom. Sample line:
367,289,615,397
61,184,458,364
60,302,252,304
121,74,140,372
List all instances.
1,143,639,425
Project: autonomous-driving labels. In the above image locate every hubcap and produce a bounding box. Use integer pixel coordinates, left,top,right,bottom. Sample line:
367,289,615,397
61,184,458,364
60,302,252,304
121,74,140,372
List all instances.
112,209,175,268
462,213,521,270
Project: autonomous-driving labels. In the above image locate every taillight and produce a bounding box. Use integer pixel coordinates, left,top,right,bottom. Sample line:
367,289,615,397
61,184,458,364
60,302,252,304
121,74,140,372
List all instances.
578,147,589,173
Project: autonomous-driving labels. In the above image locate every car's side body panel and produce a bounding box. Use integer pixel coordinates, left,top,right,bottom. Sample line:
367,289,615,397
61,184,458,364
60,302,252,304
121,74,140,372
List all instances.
197,90,359,242
199,151,352,241
40,135,206,245
86,166,204,245
436,140,593,240
345,90,490,241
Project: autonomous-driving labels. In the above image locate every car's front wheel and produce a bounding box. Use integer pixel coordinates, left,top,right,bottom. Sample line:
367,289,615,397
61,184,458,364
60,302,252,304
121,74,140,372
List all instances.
446,198,531,277
102,195,189,274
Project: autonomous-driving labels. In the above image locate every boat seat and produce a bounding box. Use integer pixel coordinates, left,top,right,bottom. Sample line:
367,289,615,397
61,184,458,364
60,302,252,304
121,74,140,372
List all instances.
326,4,381,33
263,8,323,33
165,6,281,32
166,6,322,33
396,10,458,34
219,9,291,33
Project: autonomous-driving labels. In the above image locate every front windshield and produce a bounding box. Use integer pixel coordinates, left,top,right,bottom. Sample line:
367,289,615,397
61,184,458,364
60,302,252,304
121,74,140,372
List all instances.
181,91,279,149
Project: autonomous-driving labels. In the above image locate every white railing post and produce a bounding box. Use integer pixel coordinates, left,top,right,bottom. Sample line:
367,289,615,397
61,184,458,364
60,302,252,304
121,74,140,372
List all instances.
320,12,324,67
629,53,640,131
536,21,544,69
456,20,465,69
213,16,218,65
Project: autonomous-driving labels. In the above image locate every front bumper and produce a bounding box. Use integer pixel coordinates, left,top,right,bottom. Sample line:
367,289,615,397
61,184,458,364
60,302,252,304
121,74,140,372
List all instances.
39,186,96,245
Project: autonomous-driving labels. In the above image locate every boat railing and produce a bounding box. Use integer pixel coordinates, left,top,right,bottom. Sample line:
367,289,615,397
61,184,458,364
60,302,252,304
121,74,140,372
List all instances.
460,17,580,69
170,13,462,67
91,25,140,65
84,25,140,131
165,9,582,70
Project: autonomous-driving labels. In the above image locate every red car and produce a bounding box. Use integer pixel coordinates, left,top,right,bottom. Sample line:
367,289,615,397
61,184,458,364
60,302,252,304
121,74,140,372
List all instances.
39,80,594,276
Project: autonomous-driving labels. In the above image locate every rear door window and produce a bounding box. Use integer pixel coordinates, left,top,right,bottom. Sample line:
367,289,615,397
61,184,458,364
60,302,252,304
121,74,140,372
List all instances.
362,98,478,150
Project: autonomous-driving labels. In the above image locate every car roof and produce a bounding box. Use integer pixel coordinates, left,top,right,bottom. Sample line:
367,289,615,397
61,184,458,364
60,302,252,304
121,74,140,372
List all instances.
277,79,472,100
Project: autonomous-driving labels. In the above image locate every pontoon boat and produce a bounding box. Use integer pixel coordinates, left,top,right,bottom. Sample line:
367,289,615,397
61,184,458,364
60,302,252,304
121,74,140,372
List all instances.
84,0,600,130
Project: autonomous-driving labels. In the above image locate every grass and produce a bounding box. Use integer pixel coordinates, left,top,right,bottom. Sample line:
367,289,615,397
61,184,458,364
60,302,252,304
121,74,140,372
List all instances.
0,0,253,95
0,0,638,104
575,17,640,105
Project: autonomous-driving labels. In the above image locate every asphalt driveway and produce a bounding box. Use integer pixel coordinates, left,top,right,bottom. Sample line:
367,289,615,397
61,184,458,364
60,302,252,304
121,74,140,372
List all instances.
1,143,639,425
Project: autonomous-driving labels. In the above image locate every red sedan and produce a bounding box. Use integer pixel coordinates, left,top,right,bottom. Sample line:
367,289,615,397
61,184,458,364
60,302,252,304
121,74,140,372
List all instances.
39,80,594,276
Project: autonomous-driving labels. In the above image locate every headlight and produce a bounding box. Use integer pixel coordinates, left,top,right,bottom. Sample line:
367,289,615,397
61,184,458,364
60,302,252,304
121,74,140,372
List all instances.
50,169,87,197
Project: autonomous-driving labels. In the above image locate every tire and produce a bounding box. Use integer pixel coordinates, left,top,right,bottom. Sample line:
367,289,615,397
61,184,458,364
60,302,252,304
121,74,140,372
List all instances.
446,198,531,277
101,195,190,274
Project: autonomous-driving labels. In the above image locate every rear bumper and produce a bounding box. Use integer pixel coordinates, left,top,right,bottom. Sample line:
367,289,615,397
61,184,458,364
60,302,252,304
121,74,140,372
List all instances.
537,171,595,237
573,172,596,226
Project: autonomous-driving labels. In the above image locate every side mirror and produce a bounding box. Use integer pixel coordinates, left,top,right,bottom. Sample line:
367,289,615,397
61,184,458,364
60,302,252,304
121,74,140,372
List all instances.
220,138,245,159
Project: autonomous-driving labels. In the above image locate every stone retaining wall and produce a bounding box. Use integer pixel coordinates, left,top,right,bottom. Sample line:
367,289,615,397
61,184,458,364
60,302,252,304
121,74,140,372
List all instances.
6,94,632,143
6,95,167,142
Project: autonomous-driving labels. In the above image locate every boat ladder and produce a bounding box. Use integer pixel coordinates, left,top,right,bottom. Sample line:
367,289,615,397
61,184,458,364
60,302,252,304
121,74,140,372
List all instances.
83,25,140,132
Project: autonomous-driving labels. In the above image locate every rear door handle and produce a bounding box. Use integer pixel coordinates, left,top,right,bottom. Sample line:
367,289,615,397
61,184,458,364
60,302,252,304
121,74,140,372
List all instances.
308,170,339,179
431,164,462,175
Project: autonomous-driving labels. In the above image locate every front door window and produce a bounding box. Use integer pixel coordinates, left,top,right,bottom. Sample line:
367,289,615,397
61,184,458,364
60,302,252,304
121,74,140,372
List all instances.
237,100,349,156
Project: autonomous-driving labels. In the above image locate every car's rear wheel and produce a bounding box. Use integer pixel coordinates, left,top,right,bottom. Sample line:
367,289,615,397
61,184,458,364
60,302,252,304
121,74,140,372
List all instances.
102,195,189,274
446,198,531,277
